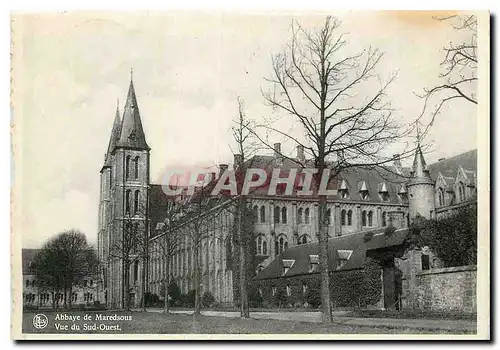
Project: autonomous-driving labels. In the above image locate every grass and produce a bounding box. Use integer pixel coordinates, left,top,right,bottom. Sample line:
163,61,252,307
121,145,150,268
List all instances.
345,309,477,321
22,310,473,335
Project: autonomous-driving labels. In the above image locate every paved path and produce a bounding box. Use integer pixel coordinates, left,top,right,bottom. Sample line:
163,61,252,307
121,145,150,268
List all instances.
138,308,476,333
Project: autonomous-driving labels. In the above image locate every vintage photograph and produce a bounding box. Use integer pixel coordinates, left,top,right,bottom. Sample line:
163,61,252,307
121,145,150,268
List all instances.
11,11,489,339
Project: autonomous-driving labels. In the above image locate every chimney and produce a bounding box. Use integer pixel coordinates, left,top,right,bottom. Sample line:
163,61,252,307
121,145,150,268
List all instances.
218,164,228,178
274,143,281,158
297,145,305,163
393,154,402,172
233,154,243,170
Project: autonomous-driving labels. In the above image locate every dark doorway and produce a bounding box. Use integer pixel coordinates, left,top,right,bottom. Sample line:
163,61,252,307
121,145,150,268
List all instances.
382,259,402,310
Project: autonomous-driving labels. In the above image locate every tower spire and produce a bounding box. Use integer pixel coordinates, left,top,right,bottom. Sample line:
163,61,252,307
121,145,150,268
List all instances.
104,101,122,164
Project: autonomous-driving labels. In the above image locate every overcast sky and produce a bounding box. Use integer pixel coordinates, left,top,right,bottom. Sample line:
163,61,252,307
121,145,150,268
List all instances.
13,11,478,248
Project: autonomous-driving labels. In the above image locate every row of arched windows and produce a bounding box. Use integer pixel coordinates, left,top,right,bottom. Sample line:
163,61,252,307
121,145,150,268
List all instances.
252,205,267,223
125,155,140,180
341,209,389,227
125,189,140,215
297,208,310,224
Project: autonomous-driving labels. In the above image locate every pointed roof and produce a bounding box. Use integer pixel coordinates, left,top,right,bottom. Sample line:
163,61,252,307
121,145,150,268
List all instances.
409,144,433,185
115,78,150,150
104,103,122,165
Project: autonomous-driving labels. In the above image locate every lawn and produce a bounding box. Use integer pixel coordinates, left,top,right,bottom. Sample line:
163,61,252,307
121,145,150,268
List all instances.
22,310,470,335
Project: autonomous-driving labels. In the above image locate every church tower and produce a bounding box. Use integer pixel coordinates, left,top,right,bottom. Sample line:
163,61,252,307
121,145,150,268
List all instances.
407,144,435,221
98,75,151,309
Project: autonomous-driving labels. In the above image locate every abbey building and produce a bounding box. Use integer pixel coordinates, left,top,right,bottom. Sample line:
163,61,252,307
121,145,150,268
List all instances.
97,81,477,309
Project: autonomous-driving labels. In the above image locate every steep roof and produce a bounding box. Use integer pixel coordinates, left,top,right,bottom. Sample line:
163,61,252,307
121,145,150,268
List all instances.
427,149,477,181
115,79,150,150
408,144,433,186
104,104,122,166
255,228,409,280
240,154,407,204
22,249,40,275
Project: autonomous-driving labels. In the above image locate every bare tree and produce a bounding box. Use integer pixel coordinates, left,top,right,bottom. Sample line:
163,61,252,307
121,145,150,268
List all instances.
109,205,148,311
182,179,227,315
418,14,477,133
260,17,415,322
230,97,258,319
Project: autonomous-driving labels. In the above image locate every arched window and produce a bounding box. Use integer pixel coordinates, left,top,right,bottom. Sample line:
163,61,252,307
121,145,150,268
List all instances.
134,190,139,214
341,209,346,226
382,211,387,227
362,211,367,227
326,209,331,225
275,241,279,256
368,211,373,227
281,207,287,224
253,205,258,222
263,240,268,255
305,208,310,224
278,236,288,254
125,190,131,214
438,188,445,206
274,206,280,223
134,156,139,179
347,210,353,226
297,208,303,224
256,236,263,255
125,156,131,179
299,235,309,245
133,260,139,282
260,206,266,223
458,182,466,202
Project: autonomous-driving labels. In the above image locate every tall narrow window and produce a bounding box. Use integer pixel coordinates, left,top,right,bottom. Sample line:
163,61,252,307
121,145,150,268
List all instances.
341,209,346,226
253,205,258,222
125,190,131,214
347,210,353,226
368,211,373,227
134,260,139,282
274,206,280,223
297,208,303,224
362,210,367,227
134,156,139,179
281,207,287,224
305,208,310,224
263,240,268,255
260,206,266,223
257,236,263,255
438,188,445,206
326,209,331,225
134,190,139,214
382,212,387,227
125,156,131,180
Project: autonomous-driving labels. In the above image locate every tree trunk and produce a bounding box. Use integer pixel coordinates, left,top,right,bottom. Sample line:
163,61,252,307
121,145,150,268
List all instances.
318,194,333,322
124,263,130,311
238,198,250,318
194,238,201,315
164,260,170,314
142,257,147,311
68,285,73,309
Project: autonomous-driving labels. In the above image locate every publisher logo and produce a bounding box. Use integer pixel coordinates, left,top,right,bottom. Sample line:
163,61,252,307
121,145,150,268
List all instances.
33,314,48,330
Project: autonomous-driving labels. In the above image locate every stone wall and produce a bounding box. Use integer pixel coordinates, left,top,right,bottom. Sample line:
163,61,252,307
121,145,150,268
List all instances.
414,265,476,312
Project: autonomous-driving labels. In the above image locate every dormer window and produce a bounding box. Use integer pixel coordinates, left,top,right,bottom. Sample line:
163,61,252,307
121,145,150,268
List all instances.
336,250,353,269
338,179,349,199
378,182,390,202
282,259,295,275
358,181,369,200
308,254,319,272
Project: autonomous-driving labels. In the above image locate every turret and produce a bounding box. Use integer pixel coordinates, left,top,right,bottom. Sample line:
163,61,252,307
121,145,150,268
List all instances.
407,144,435,220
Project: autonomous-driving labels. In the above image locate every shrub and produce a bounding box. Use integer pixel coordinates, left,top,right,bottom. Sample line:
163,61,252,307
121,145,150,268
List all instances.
168,281,181,306
201,291,215,308
186,290,196,308
409,206,477,267
306,280,321,308
273,287,287,308
248,285,263,308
